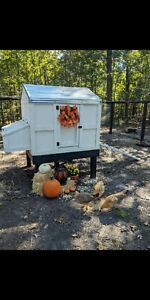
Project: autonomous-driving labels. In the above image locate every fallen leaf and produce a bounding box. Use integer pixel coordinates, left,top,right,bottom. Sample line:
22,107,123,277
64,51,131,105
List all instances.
54,218,65,224
44,224,48,229
33,234,38,238
130,225,137,232
137,234,143,240
83,205,93,213
72,233,78,238
144,222,149,226
28,223,38,230
97,243,108,250
14,190,21,194
121,227,128,233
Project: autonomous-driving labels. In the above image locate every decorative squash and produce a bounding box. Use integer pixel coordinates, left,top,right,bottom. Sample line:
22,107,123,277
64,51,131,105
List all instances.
64,187,70,194
54,163,68,183
39,163,51,174
61,177,76,194
70,186,76,192
43,177,61,198
67,178,76,192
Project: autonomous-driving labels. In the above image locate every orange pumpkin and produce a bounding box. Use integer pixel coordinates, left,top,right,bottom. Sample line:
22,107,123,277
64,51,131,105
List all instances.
43,177,61,198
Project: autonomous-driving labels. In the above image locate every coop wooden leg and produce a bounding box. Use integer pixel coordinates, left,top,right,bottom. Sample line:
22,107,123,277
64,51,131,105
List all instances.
34,164,40,173
54,161,60,168
90,156,97,178
26,151,31,167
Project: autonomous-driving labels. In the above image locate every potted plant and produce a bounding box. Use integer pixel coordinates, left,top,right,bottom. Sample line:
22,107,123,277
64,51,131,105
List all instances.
67,164,80,183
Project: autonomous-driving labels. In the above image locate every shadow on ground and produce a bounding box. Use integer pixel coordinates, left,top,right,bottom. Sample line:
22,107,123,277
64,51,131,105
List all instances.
0,128,150,250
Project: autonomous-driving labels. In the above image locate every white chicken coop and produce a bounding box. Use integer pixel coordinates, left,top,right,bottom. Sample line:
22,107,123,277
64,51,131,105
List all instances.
2,84,102,177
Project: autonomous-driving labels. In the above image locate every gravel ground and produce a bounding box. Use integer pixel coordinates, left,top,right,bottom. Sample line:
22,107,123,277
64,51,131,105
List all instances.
0,129,150,250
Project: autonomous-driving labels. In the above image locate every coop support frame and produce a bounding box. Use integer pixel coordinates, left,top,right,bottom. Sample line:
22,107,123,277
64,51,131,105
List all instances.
31,149,99,178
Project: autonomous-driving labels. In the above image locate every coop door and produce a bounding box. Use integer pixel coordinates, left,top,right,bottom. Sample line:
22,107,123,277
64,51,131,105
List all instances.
79,104,99,148
56,104,79,148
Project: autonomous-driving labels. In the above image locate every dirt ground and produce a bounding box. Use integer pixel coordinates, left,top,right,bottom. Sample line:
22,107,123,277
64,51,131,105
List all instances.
0,128,150,250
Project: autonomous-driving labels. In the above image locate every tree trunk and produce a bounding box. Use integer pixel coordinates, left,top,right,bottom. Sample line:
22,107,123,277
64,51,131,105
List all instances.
106,50,112,102
31,52,36,83
106,50,113,129
132,103,137,118
125,65,130,123
90,72,94,91
64,55,67,85
0,101,5,127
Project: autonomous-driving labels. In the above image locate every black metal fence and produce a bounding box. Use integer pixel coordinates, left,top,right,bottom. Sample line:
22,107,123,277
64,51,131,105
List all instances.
104,100,150,144
0,96,150,146
0,96,21,129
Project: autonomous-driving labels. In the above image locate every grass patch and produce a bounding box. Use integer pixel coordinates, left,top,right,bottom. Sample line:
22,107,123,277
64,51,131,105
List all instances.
115,209,130,219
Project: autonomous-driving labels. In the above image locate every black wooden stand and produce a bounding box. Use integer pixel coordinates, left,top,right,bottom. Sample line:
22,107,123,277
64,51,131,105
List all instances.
26,151,32,167
32,150,99,178
90,156,97,178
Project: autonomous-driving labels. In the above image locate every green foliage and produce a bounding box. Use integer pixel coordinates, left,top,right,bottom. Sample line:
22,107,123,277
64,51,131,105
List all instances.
0,50,150,125
0,49,149,100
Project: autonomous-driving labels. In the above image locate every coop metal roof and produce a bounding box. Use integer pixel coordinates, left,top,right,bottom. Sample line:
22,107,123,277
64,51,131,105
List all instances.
23,84,101,103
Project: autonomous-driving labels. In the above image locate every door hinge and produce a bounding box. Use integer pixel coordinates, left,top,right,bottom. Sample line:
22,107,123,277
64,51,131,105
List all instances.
57,142,60,146
56,105,59,110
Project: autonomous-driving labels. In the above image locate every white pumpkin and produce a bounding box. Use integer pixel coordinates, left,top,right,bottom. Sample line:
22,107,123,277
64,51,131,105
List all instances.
39,163,51,174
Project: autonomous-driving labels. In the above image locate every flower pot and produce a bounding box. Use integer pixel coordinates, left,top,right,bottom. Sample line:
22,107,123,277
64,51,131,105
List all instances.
70,174,79,184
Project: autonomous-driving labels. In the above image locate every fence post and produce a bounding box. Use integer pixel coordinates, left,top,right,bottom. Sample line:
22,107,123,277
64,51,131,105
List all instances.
125,101,129,124
109,102,115,134
140,102,148,143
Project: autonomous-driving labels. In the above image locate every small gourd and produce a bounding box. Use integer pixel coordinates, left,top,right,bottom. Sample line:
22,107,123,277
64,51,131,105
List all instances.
62,177,76,194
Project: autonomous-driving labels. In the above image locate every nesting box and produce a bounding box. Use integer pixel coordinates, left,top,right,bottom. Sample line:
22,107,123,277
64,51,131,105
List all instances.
2,84,102,177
